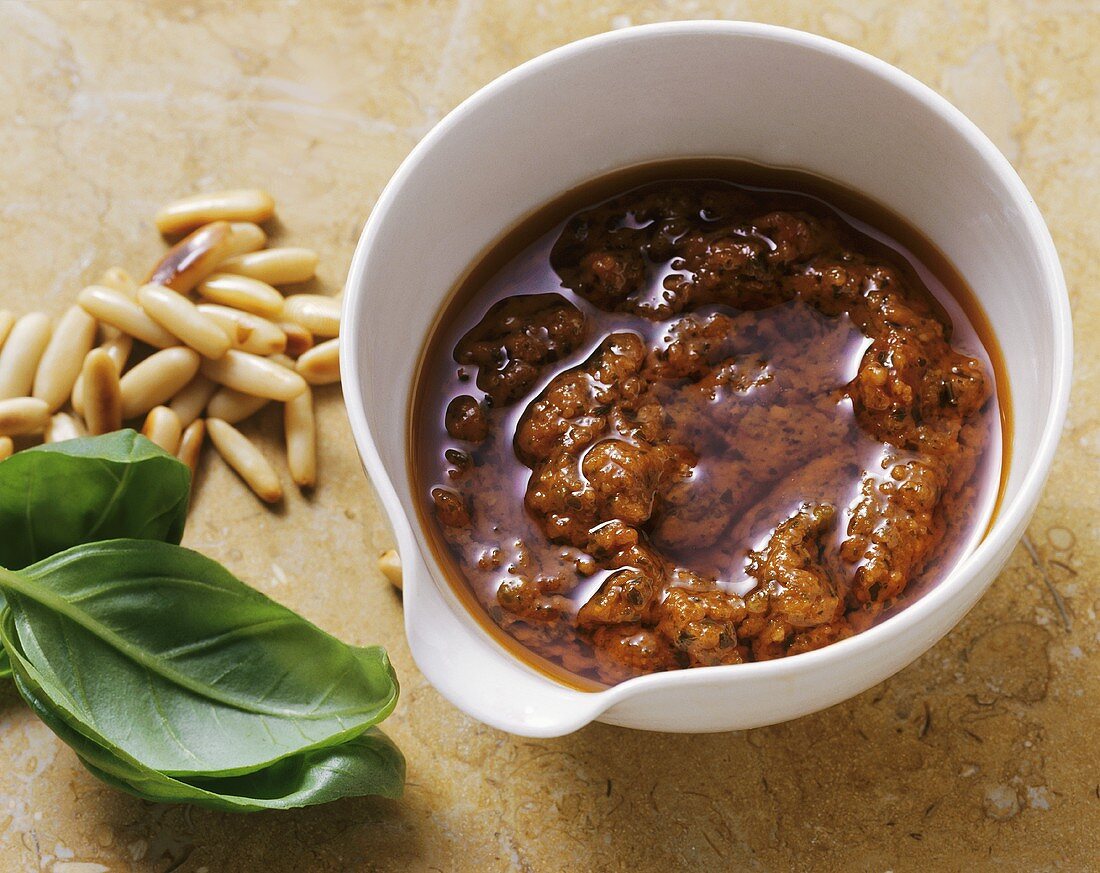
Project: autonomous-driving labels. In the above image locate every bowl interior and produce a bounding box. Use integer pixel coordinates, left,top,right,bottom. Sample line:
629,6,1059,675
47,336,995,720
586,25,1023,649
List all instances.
343,22,1068,733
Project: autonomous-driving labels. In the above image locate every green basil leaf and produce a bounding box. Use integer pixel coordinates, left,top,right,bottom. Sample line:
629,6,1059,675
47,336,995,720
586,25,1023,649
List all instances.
0,431,190,571
84,731,405,811
180,728,405,806
11,661,403,812
0,540,399,776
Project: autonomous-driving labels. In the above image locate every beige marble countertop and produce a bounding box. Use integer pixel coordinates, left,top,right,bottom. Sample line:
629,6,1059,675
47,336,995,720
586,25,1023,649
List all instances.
0,1,1096,870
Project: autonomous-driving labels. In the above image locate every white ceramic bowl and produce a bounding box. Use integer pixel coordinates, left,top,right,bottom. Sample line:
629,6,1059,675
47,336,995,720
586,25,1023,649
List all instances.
341,21,1072,736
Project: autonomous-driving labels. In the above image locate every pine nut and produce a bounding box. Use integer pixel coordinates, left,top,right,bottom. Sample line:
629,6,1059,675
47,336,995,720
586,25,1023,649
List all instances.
141,406,183,454
196,273,285,318
45,412,83,443
155,189,275,236
295,338,340,385
206,387,270,424
206,418,282,503
168,374,217,428
281,294,340,338
97,266,138,298
280,321,314,358
138,283,231,359
0,397,50,437
78,285,178,348
119,347,201,420
71,333,132,417
378,549,402,591
0,311,15,349
0,436,12,461
284,384,315,488
81,349,123,435
32,306,98,411
101,333,133,369
218,247,318,285
177,418,205,478
225,221,268,257
269,353,296,369
201,349,306,401
146,221,235,293
0,313,52,400
196,304,286,356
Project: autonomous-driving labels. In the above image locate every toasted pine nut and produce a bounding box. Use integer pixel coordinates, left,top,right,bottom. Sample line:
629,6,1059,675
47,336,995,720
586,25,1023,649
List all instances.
146,221,235,293
45,412,83,443
177,418,205,478
32,306,98,411
119,347,201,420
82,349,123,435
279,321,313,357
195,273,285,318
0,311,15,349
71,332,132,417
295,338,340,385
98,267,138,298
0,397,50,437
168,374,217,428
218,247,318,285
196,304,286,355
201,349,306,401
78,285,178,349
0,313,52,401
155,189,276,236
142,406,183,454
206,387,270,424
284,384,316,489
138,284,231,359
282,295,340,338
206,418,282,503
225,221,268,257
0,436,12,461
378,549,402,591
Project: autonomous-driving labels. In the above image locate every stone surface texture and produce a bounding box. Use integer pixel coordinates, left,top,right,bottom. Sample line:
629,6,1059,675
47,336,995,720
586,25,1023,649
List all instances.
0,1,1097,871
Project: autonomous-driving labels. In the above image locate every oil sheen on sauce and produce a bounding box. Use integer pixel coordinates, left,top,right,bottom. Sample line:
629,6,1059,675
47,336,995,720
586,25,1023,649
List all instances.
411,160,1008,690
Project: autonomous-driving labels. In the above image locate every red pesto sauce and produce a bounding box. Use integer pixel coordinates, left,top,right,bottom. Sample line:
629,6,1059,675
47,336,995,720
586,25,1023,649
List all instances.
411,160,1008,690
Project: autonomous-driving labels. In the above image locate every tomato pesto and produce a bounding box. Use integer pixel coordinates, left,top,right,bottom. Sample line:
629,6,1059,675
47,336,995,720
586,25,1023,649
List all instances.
411,161,1006,687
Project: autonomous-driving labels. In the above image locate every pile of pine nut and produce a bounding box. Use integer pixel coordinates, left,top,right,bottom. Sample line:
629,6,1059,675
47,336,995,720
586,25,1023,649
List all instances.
0,189,341,505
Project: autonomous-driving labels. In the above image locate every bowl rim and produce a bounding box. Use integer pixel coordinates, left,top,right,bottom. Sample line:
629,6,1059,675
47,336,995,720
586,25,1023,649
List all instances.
342,20,1073,715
